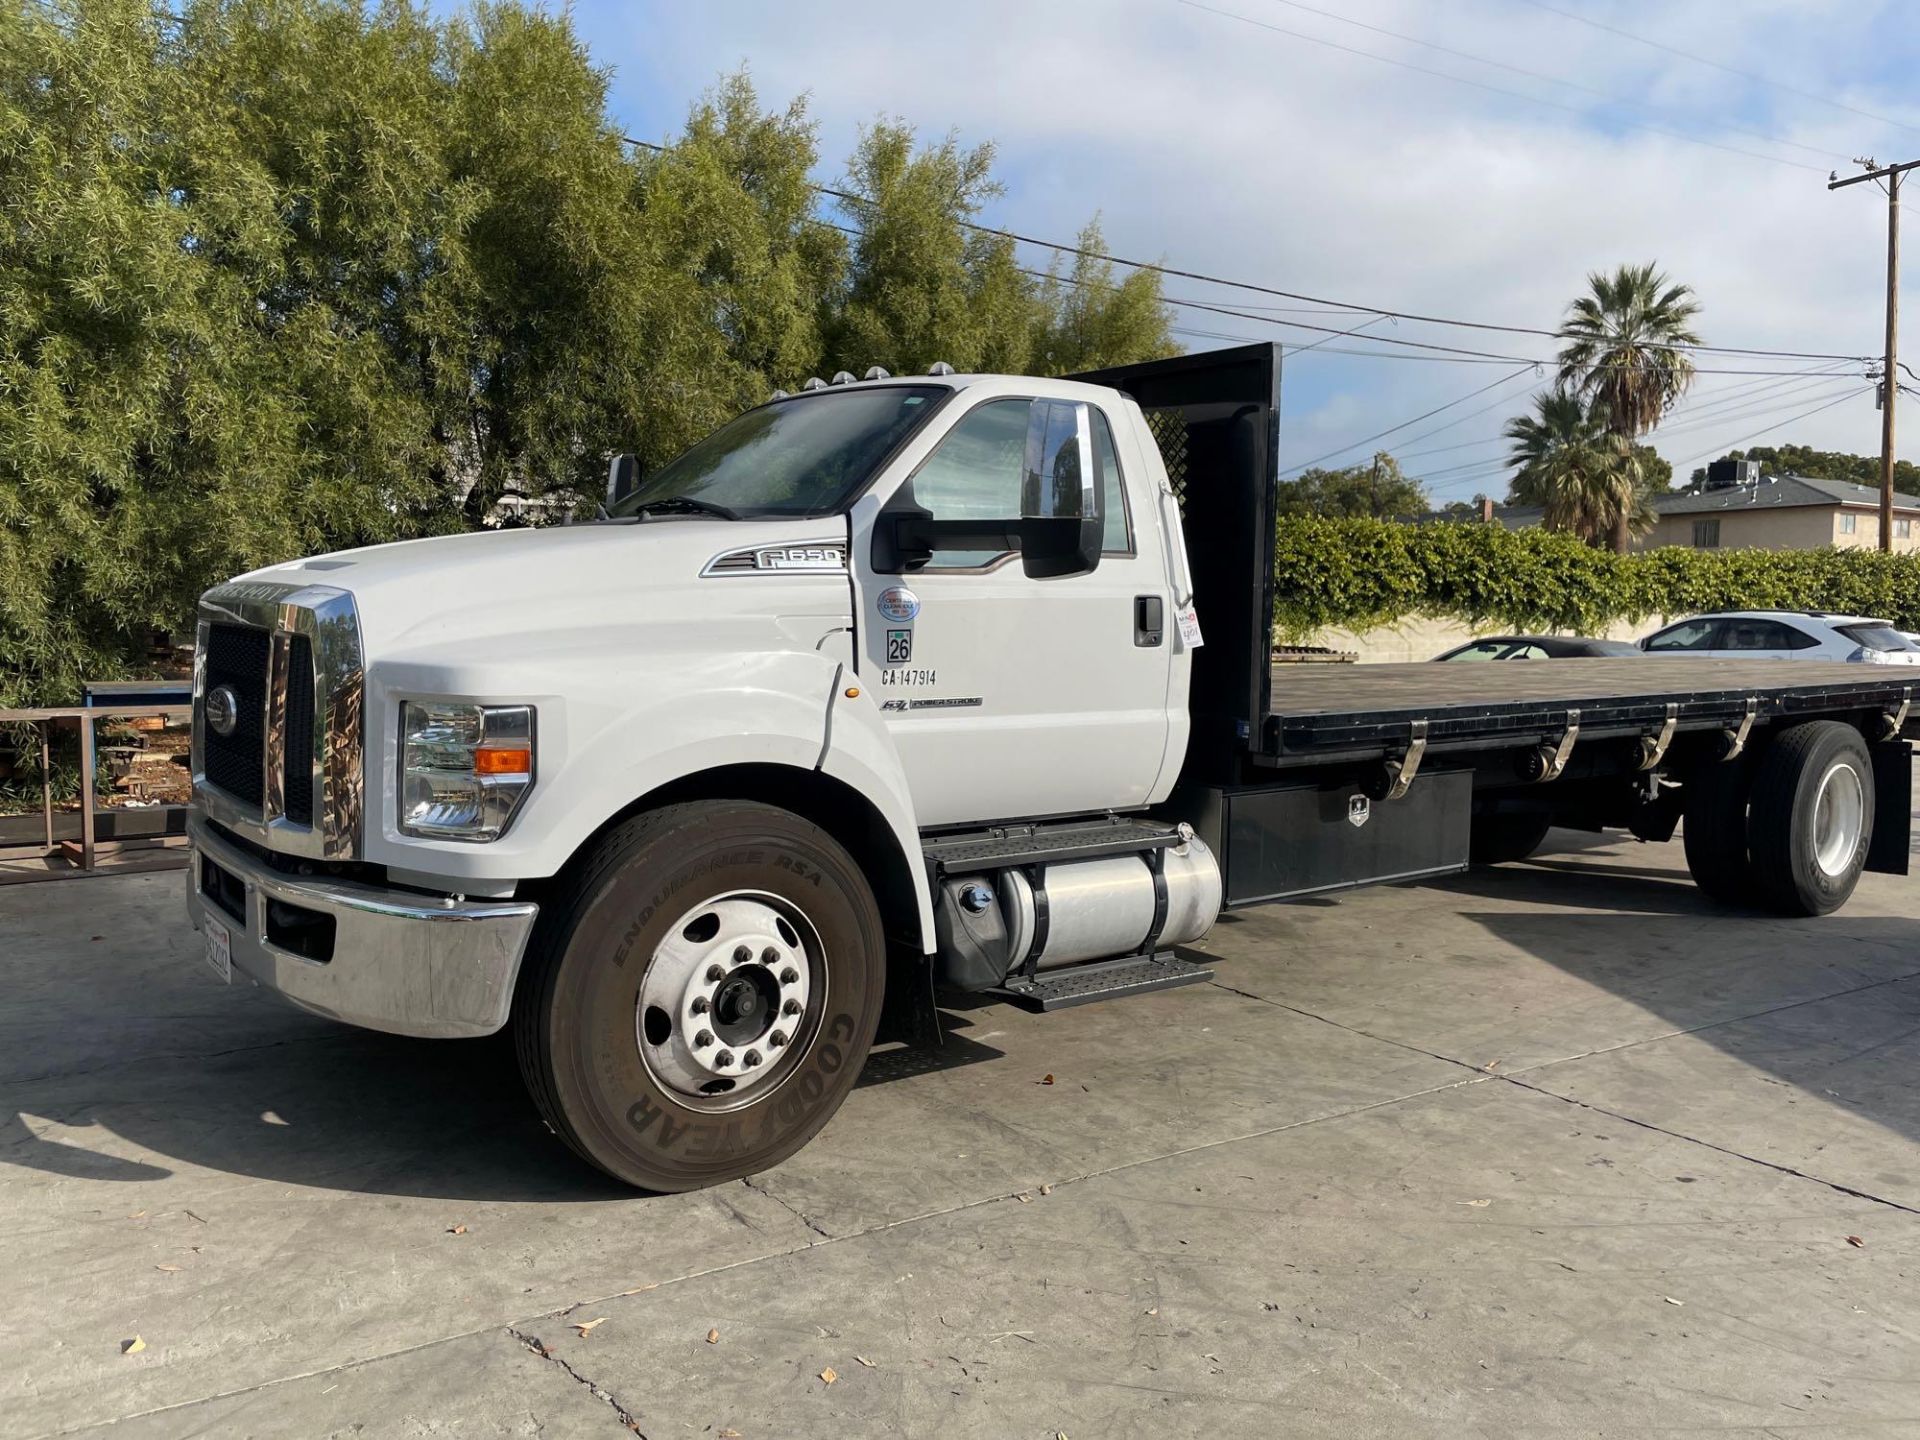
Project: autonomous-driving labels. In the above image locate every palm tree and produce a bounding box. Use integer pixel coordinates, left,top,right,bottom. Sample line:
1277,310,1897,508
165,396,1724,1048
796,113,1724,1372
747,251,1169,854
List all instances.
1505,389,1652,548
1556,262,1701,551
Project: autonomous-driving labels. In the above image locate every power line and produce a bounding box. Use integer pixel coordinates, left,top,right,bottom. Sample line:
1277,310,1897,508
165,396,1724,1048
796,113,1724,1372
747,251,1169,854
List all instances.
1178,0,1828,176
1511,0,1920,142
1667,387,1873,469
1394,365,1845,461
1256,0,1846,165
1413,370,1863,494
1280,364,1538,475
628,130,1871,366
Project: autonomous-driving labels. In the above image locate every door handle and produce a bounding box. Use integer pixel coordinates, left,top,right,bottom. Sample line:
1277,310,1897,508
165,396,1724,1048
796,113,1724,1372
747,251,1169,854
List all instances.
1134,595,1165,647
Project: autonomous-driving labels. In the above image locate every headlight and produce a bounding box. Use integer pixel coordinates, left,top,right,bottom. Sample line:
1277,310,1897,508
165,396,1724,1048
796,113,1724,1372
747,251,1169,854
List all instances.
400,702,535,841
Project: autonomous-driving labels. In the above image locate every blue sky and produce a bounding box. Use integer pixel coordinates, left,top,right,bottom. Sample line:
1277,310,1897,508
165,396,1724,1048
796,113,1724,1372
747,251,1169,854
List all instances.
510,1,1920,496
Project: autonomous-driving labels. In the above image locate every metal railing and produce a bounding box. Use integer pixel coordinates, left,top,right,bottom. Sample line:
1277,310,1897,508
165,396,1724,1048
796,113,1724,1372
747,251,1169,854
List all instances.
0,704,192,879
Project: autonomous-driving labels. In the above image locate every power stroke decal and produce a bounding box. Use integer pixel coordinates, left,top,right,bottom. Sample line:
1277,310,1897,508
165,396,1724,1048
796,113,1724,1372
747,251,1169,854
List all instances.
880,696,982,712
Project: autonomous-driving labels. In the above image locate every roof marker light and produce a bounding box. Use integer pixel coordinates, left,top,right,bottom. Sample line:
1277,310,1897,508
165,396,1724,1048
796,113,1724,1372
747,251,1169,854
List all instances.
831,370,856,385
802,376,826,391
928,361,955,376
864,366,891,380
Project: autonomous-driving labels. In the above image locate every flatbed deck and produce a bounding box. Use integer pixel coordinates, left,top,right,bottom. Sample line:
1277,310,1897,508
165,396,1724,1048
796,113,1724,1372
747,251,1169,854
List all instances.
1262,657,1916,763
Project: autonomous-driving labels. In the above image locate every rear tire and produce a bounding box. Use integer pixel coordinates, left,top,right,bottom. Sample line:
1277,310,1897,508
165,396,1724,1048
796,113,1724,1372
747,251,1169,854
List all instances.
1747,721,1873,917
513,801,886,1191
1682,754,1759,905
1469,808,1552,865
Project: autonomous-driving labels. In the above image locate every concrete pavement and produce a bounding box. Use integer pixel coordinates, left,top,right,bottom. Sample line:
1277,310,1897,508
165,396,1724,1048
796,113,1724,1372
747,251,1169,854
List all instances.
4,828,1919,1437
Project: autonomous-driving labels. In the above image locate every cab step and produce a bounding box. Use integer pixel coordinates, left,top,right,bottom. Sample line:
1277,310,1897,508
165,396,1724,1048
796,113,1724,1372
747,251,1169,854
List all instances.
992,951,1215,1012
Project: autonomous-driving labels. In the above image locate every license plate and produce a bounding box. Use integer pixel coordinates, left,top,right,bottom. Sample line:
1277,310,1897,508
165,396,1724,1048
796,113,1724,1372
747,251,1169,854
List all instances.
203,914,232,984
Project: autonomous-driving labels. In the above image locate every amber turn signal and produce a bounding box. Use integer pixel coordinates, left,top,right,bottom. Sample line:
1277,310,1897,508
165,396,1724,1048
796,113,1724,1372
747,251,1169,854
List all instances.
472,746,532,776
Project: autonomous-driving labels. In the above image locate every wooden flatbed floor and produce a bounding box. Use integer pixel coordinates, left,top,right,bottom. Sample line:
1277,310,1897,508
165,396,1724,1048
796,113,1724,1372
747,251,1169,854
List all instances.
1262,656,1917,761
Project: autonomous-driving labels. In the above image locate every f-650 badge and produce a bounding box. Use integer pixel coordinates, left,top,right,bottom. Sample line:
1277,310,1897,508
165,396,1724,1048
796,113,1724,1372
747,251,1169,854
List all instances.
755,545,844,571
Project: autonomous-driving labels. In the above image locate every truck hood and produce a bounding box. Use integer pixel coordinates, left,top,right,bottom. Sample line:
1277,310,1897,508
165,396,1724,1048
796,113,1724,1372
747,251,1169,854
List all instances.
236,517,852,655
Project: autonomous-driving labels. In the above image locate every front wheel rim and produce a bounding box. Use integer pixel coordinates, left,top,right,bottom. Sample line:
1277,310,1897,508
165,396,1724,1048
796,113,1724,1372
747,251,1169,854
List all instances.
1811,761,1866,879
635,891,825,1110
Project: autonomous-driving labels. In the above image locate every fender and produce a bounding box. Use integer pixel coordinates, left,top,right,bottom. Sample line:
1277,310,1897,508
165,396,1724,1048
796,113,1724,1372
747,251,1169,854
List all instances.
360,641,935,950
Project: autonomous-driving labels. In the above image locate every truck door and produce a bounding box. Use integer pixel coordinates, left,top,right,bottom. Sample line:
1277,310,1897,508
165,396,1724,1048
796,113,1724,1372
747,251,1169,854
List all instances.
849,392,1175,828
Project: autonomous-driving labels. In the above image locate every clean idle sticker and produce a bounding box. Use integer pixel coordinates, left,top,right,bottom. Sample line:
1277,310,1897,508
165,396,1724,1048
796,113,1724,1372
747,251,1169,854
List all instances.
876,587,920,623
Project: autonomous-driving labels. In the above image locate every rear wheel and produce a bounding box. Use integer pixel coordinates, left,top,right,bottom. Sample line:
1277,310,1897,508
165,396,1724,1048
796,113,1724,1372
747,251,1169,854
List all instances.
1682,755,1758,905
1747,721,1873,917
514,801,886,1191
1469,808,1552,865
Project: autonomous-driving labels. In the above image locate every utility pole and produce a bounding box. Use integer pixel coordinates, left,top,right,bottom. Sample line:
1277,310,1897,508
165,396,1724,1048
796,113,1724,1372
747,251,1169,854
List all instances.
1830,157,1920,552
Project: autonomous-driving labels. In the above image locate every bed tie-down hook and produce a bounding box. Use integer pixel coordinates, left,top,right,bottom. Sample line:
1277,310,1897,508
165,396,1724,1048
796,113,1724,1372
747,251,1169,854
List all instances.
1377,718,1428,802
1722,696,1759,761
1883,687,1911,741
1637,704,1678,771
1524,707,1580,783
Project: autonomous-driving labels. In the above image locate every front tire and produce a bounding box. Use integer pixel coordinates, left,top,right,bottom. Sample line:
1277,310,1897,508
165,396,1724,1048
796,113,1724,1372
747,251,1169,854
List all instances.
514,801,886,1191
1747,721,1874,917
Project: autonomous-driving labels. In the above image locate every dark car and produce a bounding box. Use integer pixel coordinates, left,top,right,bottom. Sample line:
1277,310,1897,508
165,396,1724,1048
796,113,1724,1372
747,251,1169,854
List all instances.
1432,635,1641,662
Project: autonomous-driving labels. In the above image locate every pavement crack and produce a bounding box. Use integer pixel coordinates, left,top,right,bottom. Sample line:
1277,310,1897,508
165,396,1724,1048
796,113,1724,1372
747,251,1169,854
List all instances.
741,1173,831,1239
506,1326,650,1436
1496,1073,1920,1218
1208,976,1920,1217
1206,980,1486,1075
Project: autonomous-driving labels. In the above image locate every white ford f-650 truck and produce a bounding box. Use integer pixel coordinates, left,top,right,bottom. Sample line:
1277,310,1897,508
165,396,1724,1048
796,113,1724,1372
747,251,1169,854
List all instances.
186,344,1916,1190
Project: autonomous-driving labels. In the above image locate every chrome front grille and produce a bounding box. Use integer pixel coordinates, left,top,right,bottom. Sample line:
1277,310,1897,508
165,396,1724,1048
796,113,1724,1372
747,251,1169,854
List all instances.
202,623,271,804
192,581,364,860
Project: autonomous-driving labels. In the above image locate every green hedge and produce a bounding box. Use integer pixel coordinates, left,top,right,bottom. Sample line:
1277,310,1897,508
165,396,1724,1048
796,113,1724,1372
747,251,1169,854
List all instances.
1272,517,1920,639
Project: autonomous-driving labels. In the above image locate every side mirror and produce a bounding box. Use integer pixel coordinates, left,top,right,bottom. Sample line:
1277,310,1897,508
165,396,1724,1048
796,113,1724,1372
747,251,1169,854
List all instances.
606,453,639,506
1017,400,1102,579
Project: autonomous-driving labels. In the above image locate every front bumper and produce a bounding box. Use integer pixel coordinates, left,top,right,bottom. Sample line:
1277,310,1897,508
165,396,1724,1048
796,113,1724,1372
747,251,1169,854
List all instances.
185,813,539,1038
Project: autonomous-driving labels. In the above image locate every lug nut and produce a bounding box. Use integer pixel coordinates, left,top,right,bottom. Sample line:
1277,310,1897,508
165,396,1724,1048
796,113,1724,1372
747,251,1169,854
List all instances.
694,1030,714,1049
782,998,802,1016
733,945,752,964
690,996,709,1015
761,947,779,965
715,1050,735,1068
780,966,799,985
705,964,725,983
768,1031,787,1048
742,1050,762,1068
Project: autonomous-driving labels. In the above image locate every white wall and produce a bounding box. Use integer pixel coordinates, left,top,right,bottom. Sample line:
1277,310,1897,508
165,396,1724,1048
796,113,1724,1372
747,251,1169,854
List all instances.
1297,614,1671,665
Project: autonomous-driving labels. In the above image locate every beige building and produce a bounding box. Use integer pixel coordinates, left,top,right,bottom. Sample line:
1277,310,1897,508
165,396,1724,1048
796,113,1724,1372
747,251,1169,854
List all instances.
1637,473,1920,554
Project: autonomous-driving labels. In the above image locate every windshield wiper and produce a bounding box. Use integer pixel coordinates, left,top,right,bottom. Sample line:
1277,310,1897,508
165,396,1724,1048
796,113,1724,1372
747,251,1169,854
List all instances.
627,495,740,522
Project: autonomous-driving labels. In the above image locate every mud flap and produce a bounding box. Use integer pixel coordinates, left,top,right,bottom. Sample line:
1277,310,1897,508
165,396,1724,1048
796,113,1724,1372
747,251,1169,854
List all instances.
1866,740,1912,876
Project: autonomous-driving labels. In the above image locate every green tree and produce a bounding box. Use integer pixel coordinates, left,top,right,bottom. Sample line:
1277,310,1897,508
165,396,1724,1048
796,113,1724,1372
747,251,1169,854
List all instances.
1275,453,1428,520
1505,390,1651,547
1030,220,1178,375
0,6,1177,705
1555,262,1701,551
622,73,846,471
825,124,1172,379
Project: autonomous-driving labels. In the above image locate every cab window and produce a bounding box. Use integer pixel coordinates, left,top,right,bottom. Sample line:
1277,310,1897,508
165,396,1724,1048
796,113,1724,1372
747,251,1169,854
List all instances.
1645,619,1722,651
904,397,1123,570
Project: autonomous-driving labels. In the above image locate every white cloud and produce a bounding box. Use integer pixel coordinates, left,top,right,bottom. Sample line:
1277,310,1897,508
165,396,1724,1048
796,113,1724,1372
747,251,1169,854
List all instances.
592,0,1920,493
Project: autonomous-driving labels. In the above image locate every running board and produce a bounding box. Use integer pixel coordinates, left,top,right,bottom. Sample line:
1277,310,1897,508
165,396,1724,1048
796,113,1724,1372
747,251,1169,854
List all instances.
991,952,1215,1012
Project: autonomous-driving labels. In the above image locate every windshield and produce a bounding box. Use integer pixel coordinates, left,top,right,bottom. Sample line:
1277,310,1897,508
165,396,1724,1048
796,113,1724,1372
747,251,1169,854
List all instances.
610,385,948,519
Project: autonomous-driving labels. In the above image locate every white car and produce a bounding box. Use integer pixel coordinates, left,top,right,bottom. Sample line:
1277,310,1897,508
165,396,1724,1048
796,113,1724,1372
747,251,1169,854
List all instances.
1641,611,1920,664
